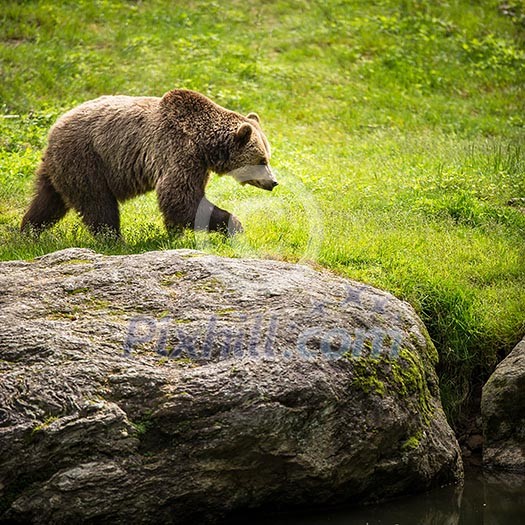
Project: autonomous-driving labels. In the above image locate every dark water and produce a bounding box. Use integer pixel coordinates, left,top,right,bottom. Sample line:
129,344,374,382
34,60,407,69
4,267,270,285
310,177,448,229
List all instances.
242,468,525,525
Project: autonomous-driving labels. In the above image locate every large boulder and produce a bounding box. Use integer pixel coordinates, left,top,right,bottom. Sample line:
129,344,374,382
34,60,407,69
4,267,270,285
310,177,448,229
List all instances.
0,248,462,523
482,337,525,472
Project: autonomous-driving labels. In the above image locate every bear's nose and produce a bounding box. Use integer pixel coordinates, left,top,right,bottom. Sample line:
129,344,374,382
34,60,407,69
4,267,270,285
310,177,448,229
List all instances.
271,181,278,188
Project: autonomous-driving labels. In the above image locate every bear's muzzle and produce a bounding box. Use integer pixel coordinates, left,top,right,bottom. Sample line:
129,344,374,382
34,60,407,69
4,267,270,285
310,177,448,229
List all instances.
228,164,278,191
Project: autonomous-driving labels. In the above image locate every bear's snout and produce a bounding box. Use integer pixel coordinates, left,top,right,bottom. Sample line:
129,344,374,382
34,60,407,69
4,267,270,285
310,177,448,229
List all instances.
247,179,278,191
264,180,278,191
228,164,278,191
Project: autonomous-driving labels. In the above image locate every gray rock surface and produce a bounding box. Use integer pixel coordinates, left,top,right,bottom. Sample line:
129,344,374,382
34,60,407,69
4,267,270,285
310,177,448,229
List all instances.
0,248,462,523
482,337,525,472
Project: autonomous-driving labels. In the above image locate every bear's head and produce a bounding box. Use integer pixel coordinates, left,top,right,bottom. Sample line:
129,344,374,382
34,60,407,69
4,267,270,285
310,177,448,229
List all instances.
220,113,278,192
160,89,278,191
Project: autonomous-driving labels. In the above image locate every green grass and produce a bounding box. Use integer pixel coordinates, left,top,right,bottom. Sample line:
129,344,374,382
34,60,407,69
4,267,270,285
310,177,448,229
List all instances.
1,0,524,426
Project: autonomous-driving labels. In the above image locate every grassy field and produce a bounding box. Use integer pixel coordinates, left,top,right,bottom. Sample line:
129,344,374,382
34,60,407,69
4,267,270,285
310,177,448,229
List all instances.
1,0,524,425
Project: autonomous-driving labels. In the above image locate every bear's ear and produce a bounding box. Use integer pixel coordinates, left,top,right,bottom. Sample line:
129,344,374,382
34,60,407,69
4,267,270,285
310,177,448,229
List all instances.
235,123,253,145
246,112,260,123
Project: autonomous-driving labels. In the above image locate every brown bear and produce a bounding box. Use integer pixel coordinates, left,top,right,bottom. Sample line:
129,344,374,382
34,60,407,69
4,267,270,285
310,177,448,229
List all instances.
21,89,277,237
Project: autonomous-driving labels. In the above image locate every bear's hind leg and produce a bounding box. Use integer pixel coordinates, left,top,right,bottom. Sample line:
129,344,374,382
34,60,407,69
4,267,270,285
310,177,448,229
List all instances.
21,169,68,233
79,194,121,238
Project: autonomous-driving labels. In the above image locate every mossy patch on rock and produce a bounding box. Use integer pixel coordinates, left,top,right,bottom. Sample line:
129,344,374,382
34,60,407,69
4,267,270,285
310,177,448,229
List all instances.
391,348,434,424
349,357,387,397
346,347,434,426
401,430,424,452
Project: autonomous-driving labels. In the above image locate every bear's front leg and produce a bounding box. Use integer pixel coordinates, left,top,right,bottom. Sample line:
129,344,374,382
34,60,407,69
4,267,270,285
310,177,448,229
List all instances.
200,197,243,235
156,177,242,235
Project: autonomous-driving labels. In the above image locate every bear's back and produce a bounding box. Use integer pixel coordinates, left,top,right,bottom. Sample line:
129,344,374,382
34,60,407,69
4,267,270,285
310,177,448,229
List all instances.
45,96,164,201
50,95,160,138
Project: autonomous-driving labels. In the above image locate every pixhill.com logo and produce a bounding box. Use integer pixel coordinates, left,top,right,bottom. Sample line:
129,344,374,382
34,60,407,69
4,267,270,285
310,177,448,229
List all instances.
123,285,405,362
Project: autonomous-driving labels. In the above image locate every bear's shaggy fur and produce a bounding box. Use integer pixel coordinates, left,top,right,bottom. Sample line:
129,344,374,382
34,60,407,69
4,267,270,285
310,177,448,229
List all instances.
21,89,275,237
